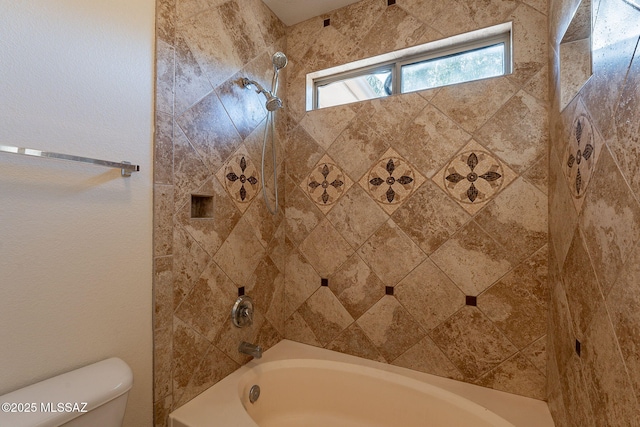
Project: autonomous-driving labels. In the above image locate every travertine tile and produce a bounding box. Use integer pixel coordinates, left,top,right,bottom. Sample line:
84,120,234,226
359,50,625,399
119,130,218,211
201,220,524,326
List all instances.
174,261,236,343
154,256,174,332
611,47,640,198
284,242,321,318
172,317,210,403
297,25,359,72
174,33,213,115
326,117,390,182
359,148,426,215
475,177,548,263
560,354,596,427
522,335,547,374
175,0,227,23
507,4,548,86
286,16,323,63
393,180,470,255
549,269,576,377
329,253,385,319
175,177,241,257
264,272,285,335
154,325,172,401
393,336,464,381
244,192,279,249
395,259,465,331
430,77,518,133
549,147,578,268
430,306,518,380
285,311,321,346
523,64,550,103
155,185,174,257
154,395,172,427
393,103,471,179
172,127,210,212
357,219,426,286
176,91,242,174
357,93,427,142
357,296,426,362
547,339,570,427
523,154,549,195
155,112,174,185
476,90,548,174
359,4,428,58
580,147,640,295
284,180,323,247
475,353,546,399
301,154,353,214
174,344,238,408
212,217,265,286
561,227,603,338
156,39,175,116
326,185,389,249
246,0,286,47
157,0,176,44
214,309,265,364
245,254,279,314
173,225,211,308
432,139,517,215
298,287,354,346
581,0,640,141
299,105,356,150
607,241,640,396
478,247,548,349
428,0,518,37
285,125,325,185
299,219,354,277
430,221,514,296
582,304,640,426
216,70,268,141
327,323,386,362
329,0,386,43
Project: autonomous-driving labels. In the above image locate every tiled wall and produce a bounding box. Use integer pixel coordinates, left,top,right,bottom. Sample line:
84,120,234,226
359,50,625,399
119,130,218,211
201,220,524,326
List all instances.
283,0,549,399
153,1,287,425
547,0,640,425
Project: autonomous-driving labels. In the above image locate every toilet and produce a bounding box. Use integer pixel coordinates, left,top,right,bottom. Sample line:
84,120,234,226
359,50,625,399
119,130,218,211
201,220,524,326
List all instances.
0,357,133,426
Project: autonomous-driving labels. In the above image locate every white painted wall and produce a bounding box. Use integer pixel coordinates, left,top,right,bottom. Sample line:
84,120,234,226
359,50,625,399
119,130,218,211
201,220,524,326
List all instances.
0,1,154,426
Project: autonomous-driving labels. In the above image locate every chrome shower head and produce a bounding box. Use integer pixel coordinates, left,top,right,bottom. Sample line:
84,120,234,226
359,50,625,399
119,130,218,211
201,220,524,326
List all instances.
265,93,283,111
272,52,288,71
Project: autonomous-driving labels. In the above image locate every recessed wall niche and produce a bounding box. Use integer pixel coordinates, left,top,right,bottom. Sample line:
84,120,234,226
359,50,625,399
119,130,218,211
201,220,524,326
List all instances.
190,194,214,219
559,0,592,110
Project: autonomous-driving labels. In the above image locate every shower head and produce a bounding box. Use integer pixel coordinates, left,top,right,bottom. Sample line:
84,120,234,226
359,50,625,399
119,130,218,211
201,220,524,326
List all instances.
272,52,288,71
265,93,283,111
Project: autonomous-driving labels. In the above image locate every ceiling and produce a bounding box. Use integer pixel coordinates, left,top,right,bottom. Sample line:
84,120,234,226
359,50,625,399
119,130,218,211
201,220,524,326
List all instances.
262,0,362,26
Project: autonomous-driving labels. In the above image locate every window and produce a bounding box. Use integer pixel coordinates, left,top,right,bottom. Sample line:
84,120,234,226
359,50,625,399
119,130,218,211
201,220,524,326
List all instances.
307,23,512,110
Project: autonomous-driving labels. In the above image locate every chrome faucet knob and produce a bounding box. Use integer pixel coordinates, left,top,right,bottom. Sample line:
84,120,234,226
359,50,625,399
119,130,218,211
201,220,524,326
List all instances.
231,295,254,328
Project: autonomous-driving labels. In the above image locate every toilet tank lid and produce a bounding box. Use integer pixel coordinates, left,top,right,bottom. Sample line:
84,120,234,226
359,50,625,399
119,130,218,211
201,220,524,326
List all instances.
0,357,133,427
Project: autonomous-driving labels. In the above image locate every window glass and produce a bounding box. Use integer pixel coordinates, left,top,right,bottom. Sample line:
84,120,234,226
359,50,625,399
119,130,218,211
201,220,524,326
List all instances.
401,43,505,93
317,69,392,109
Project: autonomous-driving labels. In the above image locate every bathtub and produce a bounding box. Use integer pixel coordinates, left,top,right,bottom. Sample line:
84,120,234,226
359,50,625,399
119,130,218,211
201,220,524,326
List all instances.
169,340,554,427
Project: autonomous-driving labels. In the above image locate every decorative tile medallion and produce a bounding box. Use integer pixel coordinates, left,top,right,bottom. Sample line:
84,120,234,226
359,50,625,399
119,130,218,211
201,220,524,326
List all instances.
359,148,426,214
302,154,353,213
562,102,600,212
433,140,516,215
216,148,260,213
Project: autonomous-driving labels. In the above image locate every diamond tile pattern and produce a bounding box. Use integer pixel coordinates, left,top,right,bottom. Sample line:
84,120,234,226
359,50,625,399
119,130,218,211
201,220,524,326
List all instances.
153,0,552,420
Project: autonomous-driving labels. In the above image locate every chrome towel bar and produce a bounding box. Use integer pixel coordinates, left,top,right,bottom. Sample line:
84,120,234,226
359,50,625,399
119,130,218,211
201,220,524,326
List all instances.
0,144,140,177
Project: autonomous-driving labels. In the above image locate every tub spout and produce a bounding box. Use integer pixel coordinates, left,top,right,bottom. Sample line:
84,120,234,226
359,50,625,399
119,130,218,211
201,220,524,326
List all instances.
239,341,262,359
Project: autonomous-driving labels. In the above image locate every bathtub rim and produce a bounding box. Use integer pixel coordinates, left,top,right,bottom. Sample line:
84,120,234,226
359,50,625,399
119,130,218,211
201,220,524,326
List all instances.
169,339,554,427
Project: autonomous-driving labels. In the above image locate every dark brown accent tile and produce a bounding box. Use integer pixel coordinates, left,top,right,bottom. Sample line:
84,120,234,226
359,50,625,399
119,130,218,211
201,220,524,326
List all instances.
321,278,329,287
466,295,477,306
238,286,244,296
385,286,394,296
323,18,330,27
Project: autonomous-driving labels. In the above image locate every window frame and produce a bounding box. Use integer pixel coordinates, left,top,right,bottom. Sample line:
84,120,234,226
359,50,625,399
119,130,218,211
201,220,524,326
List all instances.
307,22,513,111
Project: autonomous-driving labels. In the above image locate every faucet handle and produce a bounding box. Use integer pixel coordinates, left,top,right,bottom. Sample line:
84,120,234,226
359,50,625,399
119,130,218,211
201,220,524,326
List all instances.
231,295,254,328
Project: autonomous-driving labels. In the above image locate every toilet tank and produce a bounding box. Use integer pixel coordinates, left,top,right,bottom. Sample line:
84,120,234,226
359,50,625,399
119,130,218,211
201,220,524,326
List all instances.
0,357,133,427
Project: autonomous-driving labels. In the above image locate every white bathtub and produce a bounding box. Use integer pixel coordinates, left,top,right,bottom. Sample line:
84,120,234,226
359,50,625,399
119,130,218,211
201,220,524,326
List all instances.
169,340,554,427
